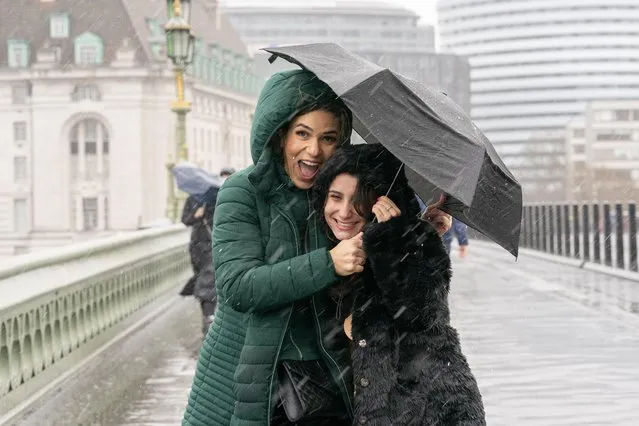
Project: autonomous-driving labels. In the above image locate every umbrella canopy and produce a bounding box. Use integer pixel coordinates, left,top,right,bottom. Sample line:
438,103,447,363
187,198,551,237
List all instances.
171,161,222,198
265,43,522,257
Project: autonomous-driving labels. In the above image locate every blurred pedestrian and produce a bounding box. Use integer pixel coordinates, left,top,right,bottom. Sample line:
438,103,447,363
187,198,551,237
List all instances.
443,218,469,258
180,192,217,337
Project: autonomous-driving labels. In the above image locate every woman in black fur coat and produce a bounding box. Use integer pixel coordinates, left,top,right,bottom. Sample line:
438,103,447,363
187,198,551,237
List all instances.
313,144,486,426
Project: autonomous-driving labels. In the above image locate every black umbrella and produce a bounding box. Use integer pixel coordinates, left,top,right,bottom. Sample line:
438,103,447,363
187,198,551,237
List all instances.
265,43,522,257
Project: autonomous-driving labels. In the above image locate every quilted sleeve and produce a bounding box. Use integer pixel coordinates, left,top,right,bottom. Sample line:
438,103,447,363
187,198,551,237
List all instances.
212,176,338,313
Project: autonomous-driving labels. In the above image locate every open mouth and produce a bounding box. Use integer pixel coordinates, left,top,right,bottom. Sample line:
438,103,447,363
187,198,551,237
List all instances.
297,160,321,181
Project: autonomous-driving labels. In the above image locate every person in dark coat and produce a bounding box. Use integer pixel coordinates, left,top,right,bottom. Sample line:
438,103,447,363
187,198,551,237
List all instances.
313,144,486,426
181,192,217,336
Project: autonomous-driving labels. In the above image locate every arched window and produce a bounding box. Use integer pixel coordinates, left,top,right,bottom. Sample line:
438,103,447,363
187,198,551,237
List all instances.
69,119,109,181
69,119,109,232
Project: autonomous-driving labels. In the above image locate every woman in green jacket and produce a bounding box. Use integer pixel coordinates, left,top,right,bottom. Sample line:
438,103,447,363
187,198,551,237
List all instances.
182,70,365,426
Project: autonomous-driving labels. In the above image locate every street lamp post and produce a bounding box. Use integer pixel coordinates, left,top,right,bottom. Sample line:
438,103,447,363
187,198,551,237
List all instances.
165,0,194,222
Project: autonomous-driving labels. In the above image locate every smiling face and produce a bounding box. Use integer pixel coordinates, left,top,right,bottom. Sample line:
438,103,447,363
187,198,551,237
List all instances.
281,110,341,190
324,173,370,241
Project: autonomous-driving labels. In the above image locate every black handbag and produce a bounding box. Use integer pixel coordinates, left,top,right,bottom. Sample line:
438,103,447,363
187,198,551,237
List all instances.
277,360,346,422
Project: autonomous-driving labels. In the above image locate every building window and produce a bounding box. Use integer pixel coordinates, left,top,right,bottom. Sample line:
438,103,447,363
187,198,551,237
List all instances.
13,198,29,233
84,120,97,153
74,32,104,66
13,121,27,142
572,128,585,138
71,84,101,101
82,197,98,231
596,131,632,142
7,39,30,68
615,109,631,121
11,85,29,104
69,119,109,181
14,156,27,182
79,46,97,65
573,145,586,154
50,13,70,38
104,197,109,230
594,110,614,122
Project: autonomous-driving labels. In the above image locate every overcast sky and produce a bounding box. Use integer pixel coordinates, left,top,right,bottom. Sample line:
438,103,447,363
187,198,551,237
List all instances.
221,0,439,26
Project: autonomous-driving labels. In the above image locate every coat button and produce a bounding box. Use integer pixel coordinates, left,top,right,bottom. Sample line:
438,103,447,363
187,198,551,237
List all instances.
358,339,367,348
360,377,369,387
358,415,367,424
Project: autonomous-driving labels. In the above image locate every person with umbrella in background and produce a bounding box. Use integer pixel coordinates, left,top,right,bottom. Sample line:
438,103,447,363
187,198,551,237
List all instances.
180,189,217,338
173,164,228,337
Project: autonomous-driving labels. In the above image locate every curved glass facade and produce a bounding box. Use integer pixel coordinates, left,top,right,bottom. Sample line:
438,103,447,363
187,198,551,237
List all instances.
438,0,639,199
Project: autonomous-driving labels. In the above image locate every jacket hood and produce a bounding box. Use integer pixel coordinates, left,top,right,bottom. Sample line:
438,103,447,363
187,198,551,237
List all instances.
312,144,420,226
250,69,351,165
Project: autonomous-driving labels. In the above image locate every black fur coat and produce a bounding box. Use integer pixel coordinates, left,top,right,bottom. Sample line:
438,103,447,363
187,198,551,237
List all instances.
351,216,486,426
313,144,486,425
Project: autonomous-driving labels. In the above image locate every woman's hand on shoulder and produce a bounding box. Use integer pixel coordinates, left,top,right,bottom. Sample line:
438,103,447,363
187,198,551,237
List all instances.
372,196,401,223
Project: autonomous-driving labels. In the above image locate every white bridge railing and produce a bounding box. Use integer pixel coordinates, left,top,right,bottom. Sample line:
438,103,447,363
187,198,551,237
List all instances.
0,225,190,399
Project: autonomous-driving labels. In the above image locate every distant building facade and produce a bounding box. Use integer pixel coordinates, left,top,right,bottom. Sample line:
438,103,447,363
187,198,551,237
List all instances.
224,1,471,113
438,0,639,201
565,101,639,203
0,0,259,256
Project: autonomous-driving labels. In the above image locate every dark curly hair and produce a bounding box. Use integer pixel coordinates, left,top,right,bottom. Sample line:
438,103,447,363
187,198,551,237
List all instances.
312,144,420,245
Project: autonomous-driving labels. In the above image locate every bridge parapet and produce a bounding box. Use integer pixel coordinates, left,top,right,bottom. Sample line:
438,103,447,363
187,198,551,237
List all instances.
0,225,189,399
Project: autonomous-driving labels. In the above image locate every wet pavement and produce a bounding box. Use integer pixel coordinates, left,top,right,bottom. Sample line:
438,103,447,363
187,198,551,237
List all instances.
7,248,639,425
451,244,639,426
7,294,202,426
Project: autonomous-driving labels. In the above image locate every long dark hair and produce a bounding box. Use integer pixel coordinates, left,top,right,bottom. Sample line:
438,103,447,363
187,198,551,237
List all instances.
313,144,419,245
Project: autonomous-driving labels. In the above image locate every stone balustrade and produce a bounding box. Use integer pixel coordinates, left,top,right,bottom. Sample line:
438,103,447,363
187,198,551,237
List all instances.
0,225,190,398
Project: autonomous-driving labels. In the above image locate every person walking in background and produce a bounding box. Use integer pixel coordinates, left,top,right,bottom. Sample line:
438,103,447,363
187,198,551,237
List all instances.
443,217,469,258
417,195,469,258
180,192,217,338
180,167,235,338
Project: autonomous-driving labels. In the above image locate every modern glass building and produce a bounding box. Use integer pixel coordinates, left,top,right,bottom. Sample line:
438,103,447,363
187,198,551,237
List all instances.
437,0,639,200
224,1,435,55
223,1,470,113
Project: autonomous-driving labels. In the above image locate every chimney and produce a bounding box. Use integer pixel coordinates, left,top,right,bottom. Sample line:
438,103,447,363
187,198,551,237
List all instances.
204,0,221,31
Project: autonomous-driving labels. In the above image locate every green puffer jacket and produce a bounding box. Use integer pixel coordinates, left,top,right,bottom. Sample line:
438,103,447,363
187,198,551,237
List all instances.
182,70,354,426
